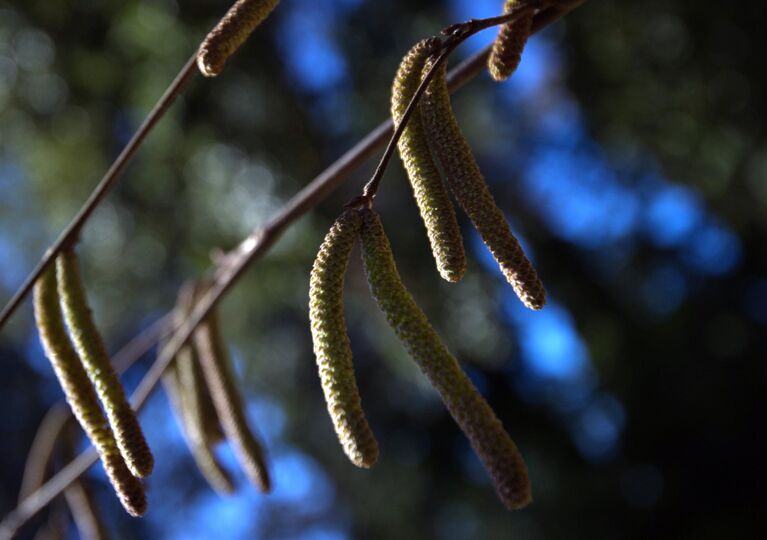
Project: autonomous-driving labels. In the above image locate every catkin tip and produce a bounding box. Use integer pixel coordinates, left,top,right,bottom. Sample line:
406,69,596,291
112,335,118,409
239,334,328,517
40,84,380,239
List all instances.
488,0,534,82
196,0,281,77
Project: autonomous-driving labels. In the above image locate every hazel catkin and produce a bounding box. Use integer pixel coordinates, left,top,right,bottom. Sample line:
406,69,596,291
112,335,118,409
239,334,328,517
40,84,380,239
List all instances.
359,209,531,510
56,249,154,478
392,38,466,283
197,0,281,77
309,210,379,468
33,266,146,517
488,0,534,82
420,58,546,310
194,309,271,492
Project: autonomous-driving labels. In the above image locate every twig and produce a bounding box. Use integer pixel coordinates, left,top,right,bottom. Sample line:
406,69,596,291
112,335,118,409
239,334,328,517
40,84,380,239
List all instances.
0,56,199,332
0,2,585,537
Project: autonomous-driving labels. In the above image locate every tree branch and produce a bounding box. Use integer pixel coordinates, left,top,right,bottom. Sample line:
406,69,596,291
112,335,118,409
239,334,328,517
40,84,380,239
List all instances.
0,1,585,537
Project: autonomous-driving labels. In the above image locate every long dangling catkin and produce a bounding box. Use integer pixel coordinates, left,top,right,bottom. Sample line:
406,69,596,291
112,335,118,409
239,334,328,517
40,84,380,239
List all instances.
56,249,154,478
197,0,281,77
392,39,466,283
162,344,235,495
309,210,379,468
359,209,531,510
194,309,271,492
488,0,534,82
420,58,546,310
33,266,146,517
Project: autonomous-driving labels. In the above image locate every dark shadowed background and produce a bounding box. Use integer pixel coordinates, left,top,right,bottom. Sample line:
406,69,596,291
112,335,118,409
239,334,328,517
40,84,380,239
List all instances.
1,0,765,538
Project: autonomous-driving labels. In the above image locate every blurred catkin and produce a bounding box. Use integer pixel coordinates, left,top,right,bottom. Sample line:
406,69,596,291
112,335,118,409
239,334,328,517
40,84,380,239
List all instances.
197,0,281,77
194,309,271,492
33,266,146,517
420,58,546,310
309,210,379,468
488,0,533,81
392,38,466,283
162,336,235,494
56,249,154,478
62,428,110,540
18,403,71,504
359,210,531,510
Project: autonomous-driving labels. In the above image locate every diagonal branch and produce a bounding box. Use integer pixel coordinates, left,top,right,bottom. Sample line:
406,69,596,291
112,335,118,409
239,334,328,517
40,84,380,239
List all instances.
0,1,585,537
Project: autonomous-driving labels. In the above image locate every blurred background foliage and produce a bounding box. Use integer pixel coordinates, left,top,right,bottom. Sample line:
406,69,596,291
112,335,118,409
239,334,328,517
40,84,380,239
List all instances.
0,0,765,538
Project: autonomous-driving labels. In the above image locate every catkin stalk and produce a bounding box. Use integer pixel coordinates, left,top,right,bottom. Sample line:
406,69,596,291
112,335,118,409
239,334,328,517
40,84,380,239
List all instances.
56,249,154,478
197,0,281,77
488,0,534,82
194,310,271,492
392,39,466,283
359,209,531,510
309,210,379,468
33,266,146,517
420,58,546,310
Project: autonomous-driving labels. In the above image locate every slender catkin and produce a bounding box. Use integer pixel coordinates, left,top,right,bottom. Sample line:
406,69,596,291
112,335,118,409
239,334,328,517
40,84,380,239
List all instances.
309,210,379,468
194,310,271,492
162,345,235,495
18,404,71,503
359,209,531,510
56,249,154,478
488,0,534,82
33,266,146,517
420,59,546,310
197,0,281,77
392,39,466,283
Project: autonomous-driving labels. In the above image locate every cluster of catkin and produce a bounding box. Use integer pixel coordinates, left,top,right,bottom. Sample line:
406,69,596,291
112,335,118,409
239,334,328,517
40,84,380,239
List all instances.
309,207,531,510
33,249,153,516
161,282,270,495
308,5,541,510
393,35,544,310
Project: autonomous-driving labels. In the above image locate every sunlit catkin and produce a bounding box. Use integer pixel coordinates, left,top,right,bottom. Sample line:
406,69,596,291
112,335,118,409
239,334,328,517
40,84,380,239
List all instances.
33,266,146,517
392,39,466,282
194,310,271,492
488,0,534,82
420,59,546,310
309,210,379,468
197,0,281,77
359,209,531,510
56,249,154,478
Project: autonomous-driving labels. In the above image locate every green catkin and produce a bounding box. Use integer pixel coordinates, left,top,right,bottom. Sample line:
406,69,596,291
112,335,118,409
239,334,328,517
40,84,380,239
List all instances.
309,210,379,468
359,210,532,510
392,39,467,283
420,59,546,310
197,0,281,77
194,311,271,492
33,267,146,517
56,249,154,478
488,0,534,82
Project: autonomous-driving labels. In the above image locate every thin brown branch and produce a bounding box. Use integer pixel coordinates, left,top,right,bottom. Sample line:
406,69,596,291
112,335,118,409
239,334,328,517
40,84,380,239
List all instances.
0,56,199,333
0,2,585,537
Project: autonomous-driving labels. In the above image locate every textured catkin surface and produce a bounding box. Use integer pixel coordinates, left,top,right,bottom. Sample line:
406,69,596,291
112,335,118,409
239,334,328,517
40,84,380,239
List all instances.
359,210,531,510
392,38,466,283
420,59,546,310
488,0,534,82
56,250,154,479
309,210,379,468
194,311,271,492
197,0,281,77
33,266,146,517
